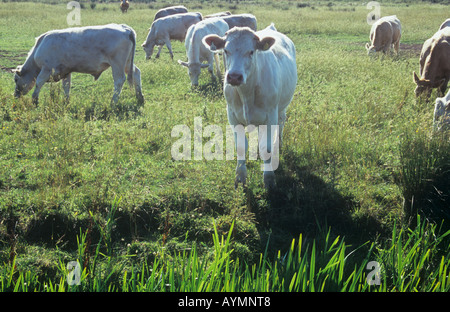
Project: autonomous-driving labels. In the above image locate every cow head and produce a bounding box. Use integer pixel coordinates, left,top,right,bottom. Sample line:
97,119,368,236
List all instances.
365,43,376,55
13,66,35,98
203,27,275,86
177,60,209,86
413,71,445,98
141,41,154,60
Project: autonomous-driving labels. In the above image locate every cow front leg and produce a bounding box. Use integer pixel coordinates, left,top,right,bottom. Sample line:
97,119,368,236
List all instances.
259,114,279,190
155,45,163,59
207,54,216,81
32,68,52,105
165,40,174,60
111,67,126,105
234,124,248,188
62,74,71,101
213,53,222,79
439,79,448,96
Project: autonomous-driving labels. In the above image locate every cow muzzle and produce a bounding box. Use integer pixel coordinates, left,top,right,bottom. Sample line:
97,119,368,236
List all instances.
227,72,244,86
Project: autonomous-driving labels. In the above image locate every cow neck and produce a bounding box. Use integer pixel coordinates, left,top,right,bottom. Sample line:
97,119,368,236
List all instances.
22,36,43,75
189,29,203,64
423,39,443,82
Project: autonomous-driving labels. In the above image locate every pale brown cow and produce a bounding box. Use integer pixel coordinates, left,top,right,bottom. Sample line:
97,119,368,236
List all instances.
366,15,402,55
413,27,450,98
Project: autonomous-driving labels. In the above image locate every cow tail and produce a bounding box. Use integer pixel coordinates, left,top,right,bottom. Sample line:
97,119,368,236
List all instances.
127,27,136,88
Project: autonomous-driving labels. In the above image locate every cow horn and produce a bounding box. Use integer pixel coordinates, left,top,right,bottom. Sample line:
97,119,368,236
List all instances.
13,66,22,76
177,60,188,67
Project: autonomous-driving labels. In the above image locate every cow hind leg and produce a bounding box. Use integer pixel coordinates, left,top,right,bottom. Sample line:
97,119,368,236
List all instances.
111,66,126,105
133,65,144,104
394,40,400,54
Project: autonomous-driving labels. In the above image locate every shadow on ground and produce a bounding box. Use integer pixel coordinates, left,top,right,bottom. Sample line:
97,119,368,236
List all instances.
248,147,385,256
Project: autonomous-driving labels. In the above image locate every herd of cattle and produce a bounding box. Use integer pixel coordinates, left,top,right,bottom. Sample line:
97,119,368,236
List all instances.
10,5,450,188
366,14,450,131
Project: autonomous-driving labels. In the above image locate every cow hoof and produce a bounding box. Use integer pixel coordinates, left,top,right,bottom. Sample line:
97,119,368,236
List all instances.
137,94,145,105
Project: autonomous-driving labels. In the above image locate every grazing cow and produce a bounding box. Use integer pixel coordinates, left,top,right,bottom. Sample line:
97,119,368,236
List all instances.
204,11,231,19
203,24,297,189
120,0,129,13
418,19,450,78
439,18,450,30
221,14,257,31
178,18,229,86
434,89,450,132
413,27,450,98
153,5,188,21
14,24,144,105
142,12,202,60
365,15,402,55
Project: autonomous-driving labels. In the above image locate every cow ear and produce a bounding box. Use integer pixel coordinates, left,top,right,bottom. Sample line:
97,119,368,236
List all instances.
203,35,225,51
257,37,275,51
413,71,421,84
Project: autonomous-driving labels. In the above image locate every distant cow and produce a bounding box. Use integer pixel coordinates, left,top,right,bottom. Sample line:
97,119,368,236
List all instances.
14,24,144,105
413,27,450,98
142,12,202,60
153,5,188,21
203,24,297,189
178,18,229,86
204,11,231,19
120,0,129,13
221,14,257,31
439,18,450,30
366,15,402,55
434,89,450,132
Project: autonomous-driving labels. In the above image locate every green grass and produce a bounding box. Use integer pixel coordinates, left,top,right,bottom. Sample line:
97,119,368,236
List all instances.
1,0,450,292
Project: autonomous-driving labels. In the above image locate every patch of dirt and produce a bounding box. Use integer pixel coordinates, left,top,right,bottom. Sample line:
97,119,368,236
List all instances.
0,50,27,73
399,43,423,58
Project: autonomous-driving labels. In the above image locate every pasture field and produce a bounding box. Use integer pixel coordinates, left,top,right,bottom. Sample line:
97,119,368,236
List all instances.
0,0,450,292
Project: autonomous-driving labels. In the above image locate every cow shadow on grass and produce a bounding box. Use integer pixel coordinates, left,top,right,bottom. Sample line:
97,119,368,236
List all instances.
191,78,224,99
247,147,384,256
